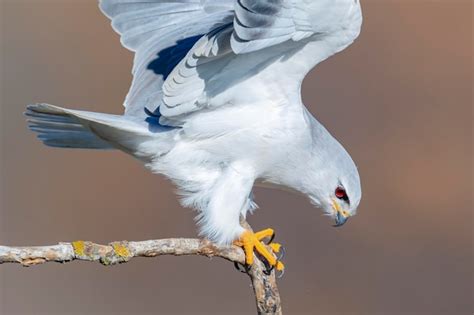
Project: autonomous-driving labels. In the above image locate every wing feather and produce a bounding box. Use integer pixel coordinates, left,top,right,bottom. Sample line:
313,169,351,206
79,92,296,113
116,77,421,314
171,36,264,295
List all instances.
98,0,362,123
98,0,234,118
230,0,311,54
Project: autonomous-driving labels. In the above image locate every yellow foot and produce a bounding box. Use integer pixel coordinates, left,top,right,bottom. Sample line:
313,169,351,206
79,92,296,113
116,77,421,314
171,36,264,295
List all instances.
234,228,285,272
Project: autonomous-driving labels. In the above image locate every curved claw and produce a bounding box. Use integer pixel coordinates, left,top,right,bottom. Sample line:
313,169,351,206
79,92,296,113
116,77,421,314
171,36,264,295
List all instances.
276,246,286,261
268,243,285,261
266,231,275,245
276,265,285,279
263,259,285,276
263,264,274,276
234,261,250,274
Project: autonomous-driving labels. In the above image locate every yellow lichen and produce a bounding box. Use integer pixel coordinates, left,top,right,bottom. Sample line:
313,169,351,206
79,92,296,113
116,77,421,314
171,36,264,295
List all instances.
112,243,130,258
72,241,86,257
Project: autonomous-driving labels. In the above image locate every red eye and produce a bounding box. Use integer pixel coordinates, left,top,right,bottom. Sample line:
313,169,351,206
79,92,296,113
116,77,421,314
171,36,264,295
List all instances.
335,187,347,199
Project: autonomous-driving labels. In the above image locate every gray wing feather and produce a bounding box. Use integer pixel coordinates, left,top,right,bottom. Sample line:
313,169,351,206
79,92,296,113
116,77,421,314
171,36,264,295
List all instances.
98,0,234,118
99,0,361,122
231,0,314,54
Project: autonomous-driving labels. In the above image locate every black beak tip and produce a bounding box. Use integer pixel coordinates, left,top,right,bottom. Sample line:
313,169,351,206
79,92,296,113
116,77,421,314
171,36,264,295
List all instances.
333,212,349,227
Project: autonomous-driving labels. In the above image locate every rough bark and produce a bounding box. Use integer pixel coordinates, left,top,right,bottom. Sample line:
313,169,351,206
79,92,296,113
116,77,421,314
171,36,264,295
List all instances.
0,237,282,315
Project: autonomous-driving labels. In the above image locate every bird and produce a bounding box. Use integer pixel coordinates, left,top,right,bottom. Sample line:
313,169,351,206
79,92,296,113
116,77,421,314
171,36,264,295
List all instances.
25,0,363,272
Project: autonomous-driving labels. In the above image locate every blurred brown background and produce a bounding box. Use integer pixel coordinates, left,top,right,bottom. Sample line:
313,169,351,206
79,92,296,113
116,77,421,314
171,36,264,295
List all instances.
0,0,472,314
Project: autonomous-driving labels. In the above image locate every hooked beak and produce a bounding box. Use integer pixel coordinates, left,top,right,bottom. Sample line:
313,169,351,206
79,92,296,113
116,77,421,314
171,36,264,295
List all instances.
332,199,350,227
334,210,349,227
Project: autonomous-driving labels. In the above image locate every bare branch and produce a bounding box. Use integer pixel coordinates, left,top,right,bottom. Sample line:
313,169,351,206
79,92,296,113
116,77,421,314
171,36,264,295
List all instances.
0,239,241,266
0,238,282,314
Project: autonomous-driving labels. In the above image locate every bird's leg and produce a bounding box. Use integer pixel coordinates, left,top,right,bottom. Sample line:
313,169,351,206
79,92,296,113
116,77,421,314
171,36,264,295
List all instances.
234,228,285,272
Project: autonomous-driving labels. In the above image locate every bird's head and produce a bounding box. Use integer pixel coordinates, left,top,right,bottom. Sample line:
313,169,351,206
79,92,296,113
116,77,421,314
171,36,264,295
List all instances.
302,122,362,227
308,162,361,227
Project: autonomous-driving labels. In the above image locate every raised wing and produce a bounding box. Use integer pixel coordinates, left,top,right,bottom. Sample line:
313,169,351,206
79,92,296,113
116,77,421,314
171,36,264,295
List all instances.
159,0,362,120
99,0,234,118
99,0,362,122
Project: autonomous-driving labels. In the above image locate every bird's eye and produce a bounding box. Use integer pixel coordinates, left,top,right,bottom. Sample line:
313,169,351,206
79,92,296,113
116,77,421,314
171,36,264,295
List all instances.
335,187,348,201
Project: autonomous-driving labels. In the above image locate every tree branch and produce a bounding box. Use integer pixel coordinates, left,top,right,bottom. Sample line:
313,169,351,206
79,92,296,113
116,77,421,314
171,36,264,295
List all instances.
0,238,282,314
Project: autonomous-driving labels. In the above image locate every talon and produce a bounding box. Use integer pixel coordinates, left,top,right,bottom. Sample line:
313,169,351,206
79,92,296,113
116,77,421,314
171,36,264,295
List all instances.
276,264,285,279
234,261,249,273
264,260,284,276
268,243,285,261
263,264,274,275
233,228,285,273
276,245,286,261
267,232,275,245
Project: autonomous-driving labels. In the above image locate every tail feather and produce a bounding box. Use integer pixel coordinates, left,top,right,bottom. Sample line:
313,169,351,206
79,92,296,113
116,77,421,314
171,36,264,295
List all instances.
25,103,176,161
25,104,113,149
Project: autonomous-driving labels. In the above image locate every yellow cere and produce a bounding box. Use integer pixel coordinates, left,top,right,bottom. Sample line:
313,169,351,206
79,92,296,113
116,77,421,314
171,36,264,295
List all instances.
332,199,349,217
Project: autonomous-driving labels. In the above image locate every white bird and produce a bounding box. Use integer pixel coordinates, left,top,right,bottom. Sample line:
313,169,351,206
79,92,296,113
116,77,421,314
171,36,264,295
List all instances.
26,0,363,271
